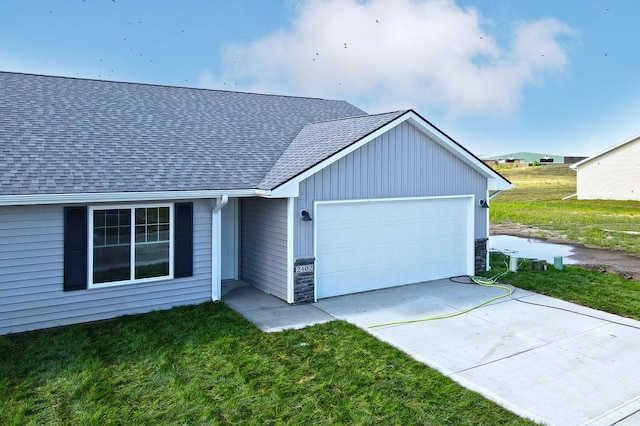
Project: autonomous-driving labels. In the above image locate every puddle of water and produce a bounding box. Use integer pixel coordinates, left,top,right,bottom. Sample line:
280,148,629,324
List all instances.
489,235,579,265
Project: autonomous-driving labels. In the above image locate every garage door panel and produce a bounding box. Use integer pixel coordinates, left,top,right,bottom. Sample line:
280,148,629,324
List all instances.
396,265,417,284
417,241,437,257
316,197,472,299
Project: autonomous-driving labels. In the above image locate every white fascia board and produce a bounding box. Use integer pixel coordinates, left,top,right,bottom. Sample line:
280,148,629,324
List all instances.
487,177,514,191
270,110,512,197
0,189,268,207
572,133,640,170
268,182,299,198
403,114,513,190
286,198,295,304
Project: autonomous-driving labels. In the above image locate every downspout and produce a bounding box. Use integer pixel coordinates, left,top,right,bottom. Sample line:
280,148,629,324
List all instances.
212,195,229,301
213,195,229,213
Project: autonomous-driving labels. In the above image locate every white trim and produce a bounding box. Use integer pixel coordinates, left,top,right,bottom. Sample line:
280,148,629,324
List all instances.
314,193,474,207
232,200,239,279
221,198,239,280
87,203,174,289
286,198,295,303
572,134,640,169
312,201,318,303
211,196,228,301
485,190,491,272
269,182,299,198
0,189,269,207
271,111,512,197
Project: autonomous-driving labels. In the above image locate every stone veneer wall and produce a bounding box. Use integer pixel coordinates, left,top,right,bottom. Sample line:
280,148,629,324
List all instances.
474,238,488,274
293,257,315,304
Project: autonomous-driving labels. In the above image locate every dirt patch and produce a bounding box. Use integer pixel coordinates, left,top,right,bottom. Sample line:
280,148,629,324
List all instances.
491,223,640,280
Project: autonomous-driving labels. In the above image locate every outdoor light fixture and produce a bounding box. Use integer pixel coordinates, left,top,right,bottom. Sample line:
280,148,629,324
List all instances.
300,209,312,221
479,199,490,208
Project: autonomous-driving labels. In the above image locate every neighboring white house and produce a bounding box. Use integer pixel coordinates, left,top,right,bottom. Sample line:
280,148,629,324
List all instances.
0,71,512,335
572,135,640,200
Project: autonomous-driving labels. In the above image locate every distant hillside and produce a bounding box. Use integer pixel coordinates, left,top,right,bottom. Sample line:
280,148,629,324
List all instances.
484,152,585,165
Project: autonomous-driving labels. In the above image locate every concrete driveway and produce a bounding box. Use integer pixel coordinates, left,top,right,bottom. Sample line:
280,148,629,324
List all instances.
314,279,640,426
225,279,640,425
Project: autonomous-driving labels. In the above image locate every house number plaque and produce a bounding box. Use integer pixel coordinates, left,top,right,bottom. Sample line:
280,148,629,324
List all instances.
295,264,314,274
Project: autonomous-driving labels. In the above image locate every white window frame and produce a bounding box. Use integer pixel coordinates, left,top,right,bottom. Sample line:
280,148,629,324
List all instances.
88,203,175,288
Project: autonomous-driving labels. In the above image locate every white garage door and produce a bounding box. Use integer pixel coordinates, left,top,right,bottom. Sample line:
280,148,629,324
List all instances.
315,196,474,299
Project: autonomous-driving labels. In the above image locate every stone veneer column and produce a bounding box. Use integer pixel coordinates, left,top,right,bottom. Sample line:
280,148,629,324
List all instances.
474,238,488,274
293,257,315,304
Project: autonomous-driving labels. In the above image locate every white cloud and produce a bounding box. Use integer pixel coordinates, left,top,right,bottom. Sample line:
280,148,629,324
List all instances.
203,0,573,117
198,71,219,88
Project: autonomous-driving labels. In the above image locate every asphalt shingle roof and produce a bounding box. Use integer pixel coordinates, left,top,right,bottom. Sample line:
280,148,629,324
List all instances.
0,72,368,195
259,110,408,189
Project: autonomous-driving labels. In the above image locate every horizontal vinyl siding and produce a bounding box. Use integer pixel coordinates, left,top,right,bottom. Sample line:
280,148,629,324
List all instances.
240,198,288,300
577,139,640,200
295,122,487,258
0,200,212,335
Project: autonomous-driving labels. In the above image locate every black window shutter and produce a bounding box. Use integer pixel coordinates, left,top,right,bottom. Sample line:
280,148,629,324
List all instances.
174,202,193,278
64,206,88,291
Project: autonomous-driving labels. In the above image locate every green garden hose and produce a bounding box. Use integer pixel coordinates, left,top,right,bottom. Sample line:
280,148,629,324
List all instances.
368,269,513,329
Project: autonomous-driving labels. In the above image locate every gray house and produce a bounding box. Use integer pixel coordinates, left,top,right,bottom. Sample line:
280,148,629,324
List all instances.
0,72,512,335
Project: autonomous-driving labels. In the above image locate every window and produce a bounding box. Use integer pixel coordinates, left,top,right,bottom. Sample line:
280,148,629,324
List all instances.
63,203,192,292
89,205,174,286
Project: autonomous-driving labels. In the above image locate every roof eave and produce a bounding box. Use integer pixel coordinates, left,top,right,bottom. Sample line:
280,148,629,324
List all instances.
573,134,640,169
269,110,512,195
488,178,515,191
403,112,513,189
0,189,268,207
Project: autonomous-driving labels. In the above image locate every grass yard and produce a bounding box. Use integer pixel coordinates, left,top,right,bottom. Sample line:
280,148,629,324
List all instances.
485,253,640,321
0,302,536,425
6,164,639,426
491,164,640,254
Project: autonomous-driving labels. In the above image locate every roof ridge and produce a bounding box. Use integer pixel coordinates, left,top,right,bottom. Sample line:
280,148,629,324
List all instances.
0,70,352,103
306,109,410,126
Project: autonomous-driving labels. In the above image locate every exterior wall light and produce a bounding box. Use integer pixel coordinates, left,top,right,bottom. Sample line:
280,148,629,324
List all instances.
300,209,313,221
479,199,490,208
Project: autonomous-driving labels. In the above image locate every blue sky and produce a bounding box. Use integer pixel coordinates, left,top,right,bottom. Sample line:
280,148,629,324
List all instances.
1,0,638,157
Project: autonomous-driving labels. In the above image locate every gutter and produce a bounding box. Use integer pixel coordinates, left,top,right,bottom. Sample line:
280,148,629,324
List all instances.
213,194,228,213
0,189,270,207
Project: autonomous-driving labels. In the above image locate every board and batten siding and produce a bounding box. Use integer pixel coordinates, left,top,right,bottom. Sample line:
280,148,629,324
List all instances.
576,137,640,201
240,197,288,300
0,200,212,335
294,121,487,258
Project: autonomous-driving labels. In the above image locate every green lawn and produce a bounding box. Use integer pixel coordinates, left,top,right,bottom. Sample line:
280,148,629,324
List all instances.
6,164,639,425
485,253,640,321
0,302,536,425
491,165,640,254
489,164,640,319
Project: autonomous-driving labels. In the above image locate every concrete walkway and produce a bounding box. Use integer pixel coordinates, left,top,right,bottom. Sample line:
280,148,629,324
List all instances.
223,281,334,332
224,279,640,425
